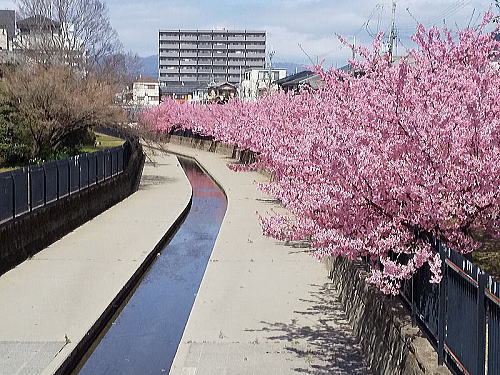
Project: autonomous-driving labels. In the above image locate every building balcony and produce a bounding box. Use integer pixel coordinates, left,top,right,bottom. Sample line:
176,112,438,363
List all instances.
246,44,265,50
246,60,265,67
197,50,212,57
159,59,179,65
180,75,197,82
212,59,227,66
228,52,245,58
180,59,196,65
160,43,180,49
180,43,197,49
213,35,228,41
245,35,266,42
227,35,246,41
198,43,212,49
198,59,213,65
159,51,179,57
180,67,197,73
198,69,212,75
212,67,227,73
246,51,266,58
159,34,180,41
228,43,245,49
198,35,212,41
212,43,227,50
180,51,197,58
160,76,181,82
228,67,242,74
213,52,228,58
228,59,246,66
197,74,211,81
179,35,197,41
159,67,180,73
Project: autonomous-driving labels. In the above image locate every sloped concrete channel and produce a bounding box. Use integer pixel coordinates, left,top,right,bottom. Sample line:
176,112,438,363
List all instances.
73,156,227,374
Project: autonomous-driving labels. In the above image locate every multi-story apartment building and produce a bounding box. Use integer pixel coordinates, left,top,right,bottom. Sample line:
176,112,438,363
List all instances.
158,29,266,98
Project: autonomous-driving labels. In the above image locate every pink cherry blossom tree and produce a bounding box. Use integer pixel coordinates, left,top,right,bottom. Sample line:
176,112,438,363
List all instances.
141,16,499,294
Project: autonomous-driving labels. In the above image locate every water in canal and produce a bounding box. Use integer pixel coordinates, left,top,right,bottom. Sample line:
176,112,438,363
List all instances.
75,157,227,374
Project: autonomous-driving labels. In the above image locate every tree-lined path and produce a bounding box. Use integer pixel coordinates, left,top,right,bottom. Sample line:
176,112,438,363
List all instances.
164,143,370,375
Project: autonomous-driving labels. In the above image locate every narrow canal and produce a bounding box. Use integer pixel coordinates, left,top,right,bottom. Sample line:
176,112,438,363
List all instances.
74,156,227,374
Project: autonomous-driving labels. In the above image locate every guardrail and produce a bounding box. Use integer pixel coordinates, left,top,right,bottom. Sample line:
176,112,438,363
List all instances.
400,239,499,375
0,142,131,225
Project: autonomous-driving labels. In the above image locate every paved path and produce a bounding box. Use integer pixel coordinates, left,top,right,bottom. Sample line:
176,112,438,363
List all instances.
0,153,192,375
164,144,371,375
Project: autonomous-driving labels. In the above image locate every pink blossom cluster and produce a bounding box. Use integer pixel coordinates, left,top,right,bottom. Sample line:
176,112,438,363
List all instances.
142,19,500,294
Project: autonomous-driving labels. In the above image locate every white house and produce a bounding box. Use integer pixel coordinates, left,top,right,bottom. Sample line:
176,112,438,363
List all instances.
133,77,160,106
240,68,287,101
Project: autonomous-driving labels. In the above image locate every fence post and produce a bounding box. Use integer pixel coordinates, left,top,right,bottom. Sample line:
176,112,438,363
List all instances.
67,159,70,195
411,277,416,326
28,168,33,211
43,165,47,204
437,244,446,366
477,273,487,375
10,172,15,219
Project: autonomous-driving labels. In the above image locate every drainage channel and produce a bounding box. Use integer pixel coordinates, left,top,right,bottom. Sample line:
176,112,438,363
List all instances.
72,156,227,375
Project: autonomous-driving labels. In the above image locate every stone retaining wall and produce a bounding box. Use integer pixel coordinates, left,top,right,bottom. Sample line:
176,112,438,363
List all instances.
325,256,451,375
0,139,145,275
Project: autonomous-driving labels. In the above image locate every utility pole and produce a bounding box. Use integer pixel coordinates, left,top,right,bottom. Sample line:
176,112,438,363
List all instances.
352,35,356,60
268,50,275,92
388,0,397,62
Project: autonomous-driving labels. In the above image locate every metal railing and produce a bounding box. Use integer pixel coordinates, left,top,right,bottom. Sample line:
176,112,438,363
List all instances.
0,142,131,225
400,239,500,375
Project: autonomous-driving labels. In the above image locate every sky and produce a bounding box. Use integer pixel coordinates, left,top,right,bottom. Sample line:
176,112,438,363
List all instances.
0,0,496,66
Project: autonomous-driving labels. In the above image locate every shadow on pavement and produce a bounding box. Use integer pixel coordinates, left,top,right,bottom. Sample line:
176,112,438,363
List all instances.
246,283,373,375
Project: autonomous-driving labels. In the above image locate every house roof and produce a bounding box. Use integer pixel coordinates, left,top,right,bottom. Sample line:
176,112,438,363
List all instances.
17,15,61,31
274,70,315,85
275,70,321,89
0,10,15,39
208,81,237,90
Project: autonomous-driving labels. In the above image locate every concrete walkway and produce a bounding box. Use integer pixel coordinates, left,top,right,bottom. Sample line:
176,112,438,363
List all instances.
0,153,192,375
164,144,371,375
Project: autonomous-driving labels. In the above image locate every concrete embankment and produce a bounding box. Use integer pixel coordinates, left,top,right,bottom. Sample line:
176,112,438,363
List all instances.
0,140,144,276
0,152,192,375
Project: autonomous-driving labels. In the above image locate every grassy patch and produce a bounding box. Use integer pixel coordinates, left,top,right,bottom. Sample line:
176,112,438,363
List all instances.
472,235,500,280
81,132,125,153
472,251,500,280
0,166,18,173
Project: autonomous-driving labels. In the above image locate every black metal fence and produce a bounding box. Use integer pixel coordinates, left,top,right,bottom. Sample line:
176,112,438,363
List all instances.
401,239,500,375
0,142,131,225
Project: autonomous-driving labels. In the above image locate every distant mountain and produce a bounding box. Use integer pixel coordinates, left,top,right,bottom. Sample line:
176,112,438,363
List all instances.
273,62,308,76
139,55,158,79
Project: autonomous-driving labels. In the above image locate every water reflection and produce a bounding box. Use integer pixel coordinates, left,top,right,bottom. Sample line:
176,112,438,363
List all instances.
76,156,227,375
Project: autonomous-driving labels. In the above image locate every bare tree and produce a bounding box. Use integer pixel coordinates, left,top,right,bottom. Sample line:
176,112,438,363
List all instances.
96,51,143,89
1,64,125,159
15,0,122,69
